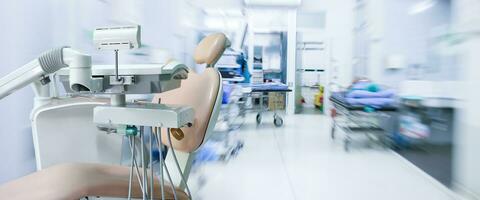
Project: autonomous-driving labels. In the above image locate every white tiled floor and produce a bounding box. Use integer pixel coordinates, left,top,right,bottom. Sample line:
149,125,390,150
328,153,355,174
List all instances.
190,113,458,200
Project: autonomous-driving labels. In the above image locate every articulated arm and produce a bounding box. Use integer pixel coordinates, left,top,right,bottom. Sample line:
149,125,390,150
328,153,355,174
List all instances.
0,47,91,100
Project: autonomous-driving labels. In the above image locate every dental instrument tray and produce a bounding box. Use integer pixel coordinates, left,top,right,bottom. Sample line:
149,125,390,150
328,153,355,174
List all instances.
94,102,194,128
56,61,189,94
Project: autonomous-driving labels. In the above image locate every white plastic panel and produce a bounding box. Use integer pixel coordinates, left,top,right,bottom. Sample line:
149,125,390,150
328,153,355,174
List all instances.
32,99,123,170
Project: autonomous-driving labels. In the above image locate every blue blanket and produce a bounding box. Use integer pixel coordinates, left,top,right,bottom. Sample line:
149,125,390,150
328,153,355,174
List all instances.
345,97,395,108
336,82,397,108
238,83,290,91
346,89,395,98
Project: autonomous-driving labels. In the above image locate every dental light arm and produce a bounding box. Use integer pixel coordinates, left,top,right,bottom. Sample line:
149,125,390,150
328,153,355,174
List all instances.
0,47,91,100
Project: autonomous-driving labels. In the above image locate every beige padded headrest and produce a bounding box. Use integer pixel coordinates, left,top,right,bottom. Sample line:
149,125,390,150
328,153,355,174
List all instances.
153,68,220,153
194,33,231,66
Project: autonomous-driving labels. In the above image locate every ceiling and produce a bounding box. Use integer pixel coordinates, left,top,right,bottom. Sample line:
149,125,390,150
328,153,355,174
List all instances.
188,0,244,10
189,0,329,33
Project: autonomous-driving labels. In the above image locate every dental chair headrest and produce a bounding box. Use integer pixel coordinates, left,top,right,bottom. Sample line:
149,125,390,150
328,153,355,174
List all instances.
194,33,231,67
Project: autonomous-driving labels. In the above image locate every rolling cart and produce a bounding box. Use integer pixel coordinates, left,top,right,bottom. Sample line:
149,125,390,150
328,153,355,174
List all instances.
239,83,292,127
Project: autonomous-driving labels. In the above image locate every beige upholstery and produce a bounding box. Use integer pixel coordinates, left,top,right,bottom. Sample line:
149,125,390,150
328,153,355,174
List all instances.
194,33,231,66
154,33,229,153
0,163,188,200
153,67,221,153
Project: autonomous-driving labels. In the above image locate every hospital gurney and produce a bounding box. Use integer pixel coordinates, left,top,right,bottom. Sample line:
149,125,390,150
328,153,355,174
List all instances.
330,92,396,151
239,83,292,127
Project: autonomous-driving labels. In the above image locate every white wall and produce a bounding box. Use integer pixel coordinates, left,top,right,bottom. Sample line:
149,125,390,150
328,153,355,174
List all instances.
300,0,355,87
452,0,480,198
357,0,453,88
0,0,55,184
363,0,386,84
384,0,452,86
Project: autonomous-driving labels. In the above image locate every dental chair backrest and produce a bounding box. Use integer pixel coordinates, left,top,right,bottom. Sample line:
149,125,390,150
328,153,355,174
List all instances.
153,33,230,153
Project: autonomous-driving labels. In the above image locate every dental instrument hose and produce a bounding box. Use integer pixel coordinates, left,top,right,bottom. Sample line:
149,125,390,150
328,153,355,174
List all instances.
155,128,178,200
167,129,193,200
150,130,154,200
154,129,166,200
127,135,147,195
140,128,148,199
128,136,134,200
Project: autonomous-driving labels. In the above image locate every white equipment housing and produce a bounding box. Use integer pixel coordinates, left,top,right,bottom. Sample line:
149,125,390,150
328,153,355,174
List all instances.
32,63,193,170
0,48,91,100
93,25,141,50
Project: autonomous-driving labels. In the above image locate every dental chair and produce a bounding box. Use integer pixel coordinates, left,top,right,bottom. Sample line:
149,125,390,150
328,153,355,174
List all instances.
152,34,229,190
0,33,229,200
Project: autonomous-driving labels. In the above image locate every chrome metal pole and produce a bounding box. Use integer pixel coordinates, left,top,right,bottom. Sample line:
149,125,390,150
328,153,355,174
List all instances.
114,49,121,81
155,128,166,200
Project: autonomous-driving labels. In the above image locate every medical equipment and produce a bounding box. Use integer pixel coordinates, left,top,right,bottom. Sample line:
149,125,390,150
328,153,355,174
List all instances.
217,83,248,131
330,92,396,151
30,26,192,174
94,25,141,50
0,25,191,199
0,47,91,99
239,83,292,127
0,29,229,200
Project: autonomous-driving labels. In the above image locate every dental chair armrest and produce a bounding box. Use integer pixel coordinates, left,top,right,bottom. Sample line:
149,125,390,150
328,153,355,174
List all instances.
0,163,188,200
